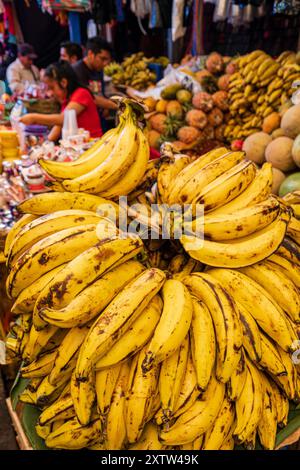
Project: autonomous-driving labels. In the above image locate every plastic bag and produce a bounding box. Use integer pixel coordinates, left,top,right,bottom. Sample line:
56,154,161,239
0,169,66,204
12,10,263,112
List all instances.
129,65,202,100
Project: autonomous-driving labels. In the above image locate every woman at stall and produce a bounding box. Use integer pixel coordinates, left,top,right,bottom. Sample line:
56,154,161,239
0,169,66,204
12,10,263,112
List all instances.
19,61,103,141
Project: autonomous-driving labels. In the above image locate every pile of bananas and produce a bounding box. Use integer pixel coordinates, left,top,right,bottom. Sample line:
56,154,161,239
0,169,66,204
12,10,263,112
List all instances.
104,52,157,90
3,125,300,450
39,100,149,199
225,50,300,141
4,188,300,450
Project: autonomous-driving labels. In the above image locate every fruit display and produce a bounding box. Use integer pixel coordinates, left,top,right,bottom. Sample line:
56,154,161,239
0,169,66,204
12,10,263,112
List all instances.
104,52,169,91
225,50,300,141
146,53,238,151
3,123,300,451
242,103,300,195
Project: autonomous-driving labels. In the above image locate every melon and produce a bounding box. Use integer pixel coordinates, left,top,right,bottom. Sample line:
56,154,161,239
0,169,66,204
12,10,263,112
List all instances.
280,104,300,138
292,134,300,167
271,168,286,195
279,173,300,197
265,136,296,172
242,132,272,164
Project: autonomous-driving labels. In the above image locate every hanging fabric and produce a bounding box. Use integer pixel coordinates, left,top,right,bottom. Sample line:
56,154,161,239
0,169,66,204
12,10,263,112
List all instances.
149,0,163,29
68,11,81,43
172,0,186,41
91,0,116,24
192,0,204,55
41,0,91,12
157,0,173,28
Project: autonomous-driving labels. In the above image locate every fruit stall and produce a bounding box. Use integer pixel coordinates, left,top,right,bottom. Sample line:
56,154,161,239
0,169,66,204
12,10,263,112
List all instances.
0,88,300,451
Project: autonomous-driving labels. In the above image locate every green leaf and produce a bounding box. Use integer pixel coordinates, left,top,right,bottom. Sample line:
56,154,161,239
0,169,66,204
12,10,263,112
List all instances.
21,404,48,450
10,366,29,411
275,413,300,447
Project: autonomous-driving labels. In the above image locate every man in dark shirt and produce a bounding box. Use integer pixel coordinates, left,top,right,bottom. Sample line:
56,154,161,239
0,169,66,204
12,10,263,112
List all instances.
73,36,117,113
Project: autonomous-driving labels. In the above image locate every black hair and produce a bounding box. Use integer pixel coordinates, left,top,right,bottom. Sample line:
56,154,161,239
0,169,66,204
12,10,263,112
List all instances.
44,61,86,99
60,41,83,61
86,36,113,56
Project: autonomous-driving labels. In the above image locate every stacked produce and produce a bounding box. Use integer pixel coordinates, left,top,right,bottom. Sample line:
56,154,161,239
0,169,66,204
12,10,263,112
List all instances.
147,52,235,151
242,103,300,195
225,50,300,141
104,52,169,91
4,110,300,450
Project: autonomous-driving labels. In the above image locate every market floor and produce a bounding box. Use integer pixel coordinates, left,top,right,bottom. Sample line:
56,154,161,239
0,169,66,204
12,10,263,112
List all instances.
0,371,18,450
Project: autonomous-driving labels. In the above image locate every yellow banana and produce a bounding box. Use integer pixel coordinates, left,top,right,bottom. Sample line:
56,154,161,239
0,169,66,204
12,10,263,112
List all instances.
71,368,96,426
22,324,61,364
39,127,118,180
39,260,144,329
48,326,89,386
236,301,262,362
177,151,244,205
202,397,235,450
159,374,225,445
272,346,297,400
157,153,191,203
167,147,229,204
20,350,57,379
227,350,247,401
209,268,296,353
276,237,300,266
141,279,193,372
210,163,273,216
45,417,101,449
257,373,278,450
96,295,162,370
268,253,300,289
240,261,300,323
95,364,122,416
183,273,242,383
11,264,67,315
35,235,143,329
4,214,37,258
190,195,280,241
190,297,216,391
158,334,189,422
39,392,74,426
99,128,149,198
272,382,289,428
181,209,290,268
126,346,159,444
192,160,256,213
6,224,100,299
129,423,165,450
35,374,71,407
233,358,263,444
63,108,139,193
18,192,119,219
106,361,130,450
257,331,287,376
75,268,165,374
7,210,105,267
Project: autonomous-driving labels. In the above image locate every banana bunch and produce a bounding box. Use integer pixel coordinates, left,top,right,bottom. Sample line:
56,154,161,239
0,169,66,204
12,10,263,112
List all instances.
38,100,149,199
6,202,300,451
225,50,300,141
104,52,157,90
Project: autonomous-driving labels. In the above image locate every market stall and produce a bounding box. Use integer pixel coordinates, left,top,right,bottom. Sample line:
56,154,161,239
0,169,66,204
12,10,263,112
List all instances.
1,0,300,455
0,93,300,451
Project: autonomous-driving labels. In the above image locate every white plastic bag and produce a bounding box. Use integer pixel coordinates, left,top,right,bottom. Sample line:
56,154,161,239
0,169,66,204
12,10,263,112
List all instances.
130,65,202,100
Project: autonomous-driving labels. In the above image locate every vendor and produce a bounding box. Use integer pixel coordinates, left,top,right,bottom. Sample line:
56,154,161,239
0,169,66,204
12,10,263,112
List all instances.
73,36,118,114
19,61,102,141
6,43,40,95
60,41,83,65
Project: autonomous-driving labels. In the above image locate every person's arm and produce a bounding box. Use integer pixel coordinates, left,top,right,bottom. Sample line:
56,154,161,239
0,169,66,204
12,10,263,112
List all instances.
6,63,23,94
19,112,63,127
94,95,117,110
47,125,62,142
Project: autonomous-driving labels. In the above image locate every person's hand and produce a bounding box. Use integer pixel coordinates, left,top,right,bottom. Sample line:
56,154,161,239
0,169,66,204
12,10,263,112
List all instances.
19,113,36,125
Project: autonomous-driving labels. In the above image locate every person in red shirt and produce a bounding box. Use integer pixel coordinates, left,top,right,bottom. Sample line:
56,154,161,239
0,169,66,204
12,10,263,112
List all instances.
19,61,102,141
